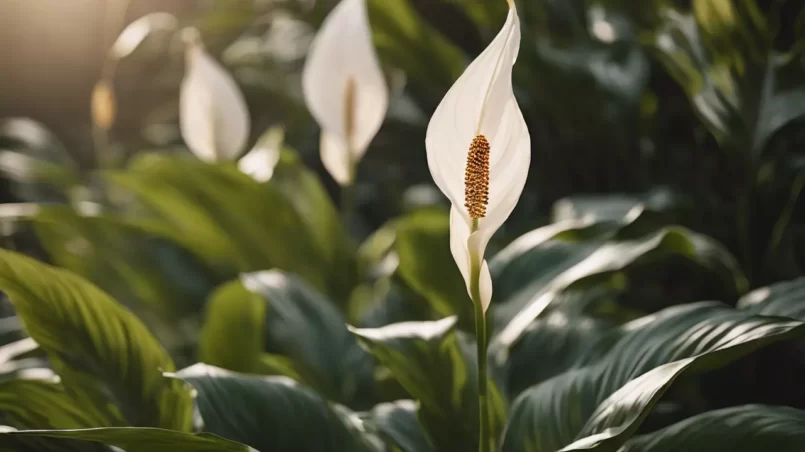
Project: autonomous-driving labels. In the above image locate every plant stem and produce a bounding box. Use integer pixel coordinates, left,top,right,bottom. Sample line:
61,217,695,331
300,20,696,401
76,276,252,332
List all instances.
469,218,490,452
340,181,356,227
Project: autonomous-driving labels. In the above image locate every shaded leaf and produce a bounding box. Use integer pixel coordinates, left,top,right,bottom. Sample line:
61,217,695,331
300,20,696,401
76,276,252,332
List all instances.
738,277,805,320
241,270,375,407
350,317,506,451
501,302,805,452
199,281,265,373
366,400,432,452
33,205,218,317
503,310,615,397
0,249,192,430
394,209,469,324
107,153,334,295
618,404,805,451
651,3,805,158
174,364,371,452
1,427,250,452
491,225,745,352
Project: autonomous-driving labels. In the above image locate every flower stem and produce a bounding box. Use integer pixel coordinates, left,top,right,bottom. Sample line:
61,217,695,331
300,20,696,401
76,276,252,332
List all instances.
469,219,490,452
340,181,356,228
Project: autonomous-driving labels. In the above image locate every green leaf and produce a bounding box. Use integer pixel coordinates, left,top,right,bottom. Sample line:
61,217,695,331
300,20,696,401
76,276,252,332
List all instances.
0,249,192,430
366,400,433,452
738,277,805,320
350,317,506,451
394,210,469,325
491,225,746,350
651,2,805,158
502,310,615,396
107,153,334,296
0,372,109,430
199,281,265,373
270,149,357,301
0,372,110,452
174,364,372,452
618,405,805,451
33,205,219,317
240,271,375,407
1,427,251,452
501,302,805,452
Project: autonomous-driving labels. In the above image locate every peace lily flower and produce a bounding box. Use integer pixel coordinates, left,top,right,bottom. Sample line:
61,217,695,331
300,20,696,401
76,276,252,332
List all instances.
302,0,388,185
426,4,526,448
180,29,250,162
425,0,529,314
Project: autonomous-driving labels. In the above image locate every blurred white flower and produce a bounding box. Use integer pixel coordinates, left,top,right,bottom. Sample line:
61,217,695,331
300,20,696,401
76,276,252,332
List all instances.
302,0,388,185
180,29,250,162
109,12,178,60
425,1,529,312
238,127,284,182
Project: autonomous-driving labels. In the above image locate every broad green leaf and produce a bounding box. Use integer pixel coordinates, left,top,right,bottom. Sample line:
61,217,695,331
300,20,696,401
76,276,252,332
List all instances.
199,281,265,373
270,149,357,301
240,271,375,407
0,372,109,430
1,427,250,452
618,404,805,451
0,372,109,452
738,277,805,320
350,317,506,451
174,364,371,452
0,249,192,430
366,400,432,452
33,205,219,317
107,153,334,295
491,225,745,351
551,190,678,224
651,2,805,159
502,310,615,397
394,210,469,325
501,302,805,452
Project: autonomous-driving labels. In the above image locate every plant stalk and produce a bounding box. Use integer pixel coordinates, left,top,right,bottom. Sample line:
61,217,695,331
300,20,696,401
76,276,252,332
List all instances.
469,219,490,452
340,180,356,228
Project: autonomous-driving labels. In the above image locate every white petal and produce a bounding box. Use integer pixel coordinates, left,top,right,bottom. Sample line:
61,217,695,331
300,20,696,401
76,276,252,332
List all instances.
474,106,530,255
238,127,284,182
302,0,388,182
110,13,178,60
425,7,523,213
449,206,472,286
320,130,352,185
450,207,494,312
180,42,250,162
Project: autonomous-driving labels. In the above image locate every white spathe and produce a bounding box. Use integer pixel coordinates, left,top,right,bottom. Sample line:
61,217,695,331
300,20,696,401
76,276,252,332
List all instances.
238,127,284,182
180,33,250,162
425,4,529,312
302,0,388,185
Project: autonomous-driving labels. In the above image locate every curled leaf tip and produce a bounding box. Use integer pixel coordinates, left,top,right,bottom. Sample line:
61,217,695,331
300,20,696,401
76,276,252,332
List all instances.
465,135,490,219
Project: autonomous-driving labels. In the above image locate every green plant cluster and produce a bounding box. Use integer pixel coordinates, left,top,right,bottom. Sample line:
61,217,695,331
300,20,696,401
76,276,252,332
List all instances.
0,0,804,451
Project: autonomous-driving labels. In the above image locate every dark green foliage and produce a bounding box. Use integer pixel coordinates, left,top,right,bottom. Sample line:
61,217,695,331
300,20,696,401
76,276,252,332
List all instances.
0,0,804,451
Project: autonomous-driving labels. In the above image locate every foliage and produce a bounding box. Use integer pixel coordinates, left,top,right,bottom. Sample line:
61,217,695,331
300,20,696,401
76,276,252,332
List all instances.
0,0,804,451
